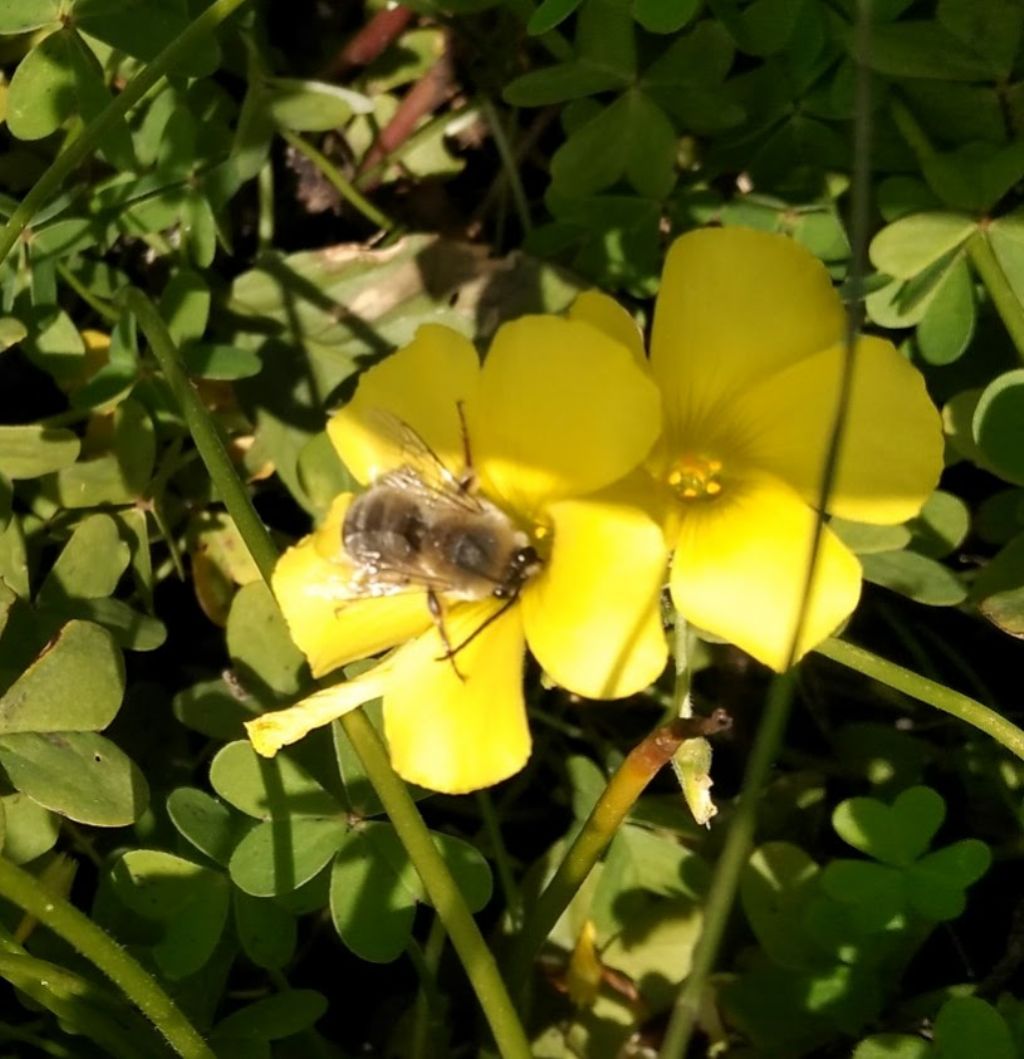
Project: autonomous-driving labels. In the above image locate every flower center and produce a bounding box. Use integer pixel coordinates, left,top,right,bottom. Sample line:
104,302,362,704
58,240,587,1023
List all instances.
667,454,723,501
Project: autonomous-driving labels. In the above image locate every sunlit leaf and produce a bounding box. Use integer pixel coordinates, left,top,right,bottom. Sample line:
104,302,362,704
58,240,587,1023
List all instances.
0,730,148,826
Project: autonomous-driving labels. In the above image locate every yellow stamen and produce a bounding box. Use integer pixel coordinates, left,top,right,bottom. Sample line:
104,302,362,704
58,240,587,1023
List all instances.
668,453,725,502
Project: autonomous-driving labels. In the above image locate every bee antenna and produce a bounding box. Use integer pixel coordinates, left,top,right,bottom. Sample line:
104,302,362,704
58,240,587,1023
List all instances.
427,588,466,681
434,595,519,666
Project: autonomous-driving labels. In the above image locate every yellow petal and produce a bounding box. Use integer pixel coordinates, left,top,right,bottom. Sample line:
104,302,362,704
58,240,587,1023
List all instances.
568,291,646,366
670,474,862,670
328,324,480,485
384,602,529,793
521,486,668,698
733,334,944,525
272,494,432,678
469,316,662,515
245,666,392,757
650,228,846,439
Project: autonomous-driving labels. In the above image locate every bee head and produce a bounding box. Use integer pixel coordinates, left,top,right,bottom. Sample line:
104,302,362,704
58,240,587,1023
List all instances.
492,545,541,600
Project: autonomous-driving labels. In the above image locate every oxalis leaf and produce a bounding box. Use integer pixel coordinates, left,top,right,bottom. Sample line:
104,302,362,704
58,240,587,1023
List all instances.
329,822,493,962
0,731,148,826
111,850,230,979
550,90,677,200
0,620,124,735
832,786,944,867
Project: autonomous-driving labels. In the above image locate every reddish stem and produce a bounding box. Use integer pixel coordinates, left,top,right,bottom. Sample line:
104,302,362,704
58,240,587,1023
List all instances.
359,46,455,181
324,6,416,77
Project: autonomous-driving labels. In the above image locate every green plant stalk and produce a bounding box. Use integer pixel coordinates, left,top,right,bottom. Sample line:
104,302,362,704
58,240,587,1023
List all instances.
0,1021,76,1059
671,615,693,718
817,637,1024,761
657,675,796,1058
661,8,874,1054
257,160,275,252
279,128,397,233
342,710,532,1058
56,262,120,323
888,94,935,165
0,949,151,1059
130,291,531,1059
477,790,523,929
0,0,252,267
507,712,730,997
0,859,214,1059
480,99,532,235
409,917,448,1059
967,230,1024,364
122,288,278,581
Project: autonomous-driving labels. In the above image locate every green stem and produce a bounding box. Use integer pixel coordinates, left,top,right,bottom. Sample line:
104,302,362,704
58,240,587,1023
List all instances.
0,858,214,1059
671,615,693,719
477,790,522,929
130,291,530,1059
341,710,532,1059
0,0,252,267
480,99,532,236
409,917,449,1059
888,94,935,165
56,262,120,324
661,9,872,1054
967,230,1024,364
279,128,397,233
0,1021,76,1059
257,160,275,252
658,675,796,1059
507,713,730,998
123,288,279,583
816,637,1024,761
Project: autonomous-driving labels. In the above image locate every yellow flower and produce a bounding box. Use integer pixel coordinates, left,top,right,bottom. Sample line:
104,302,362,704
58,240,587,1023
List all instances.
247,316,667,793
648,227,943,670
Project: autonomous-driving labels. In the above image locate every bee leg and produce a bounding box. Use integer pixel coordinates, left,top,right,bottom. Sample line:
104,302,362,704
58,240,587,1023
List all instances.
455,399,476,493
427,588,465,682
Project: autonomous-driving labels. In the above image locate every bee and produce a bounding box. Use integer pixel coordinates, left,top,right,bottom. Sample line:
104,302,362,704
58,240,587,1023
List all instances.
340,409,541,676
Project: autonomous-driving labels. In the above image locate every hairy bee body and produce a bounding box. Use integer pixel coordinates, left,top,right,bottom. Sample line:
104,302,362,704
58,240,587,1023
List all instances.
335,413,540,668
342,470,540,603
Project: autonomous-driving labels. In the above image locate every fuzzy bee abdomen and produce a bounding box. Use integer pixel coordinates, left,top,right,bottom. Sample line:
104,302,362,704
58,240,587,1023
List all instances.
343,490,427,565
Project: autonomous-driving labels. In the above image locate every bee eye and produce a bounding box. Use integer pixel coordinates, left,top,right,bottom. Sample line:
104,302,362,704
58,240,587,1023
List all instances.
514,546,538,570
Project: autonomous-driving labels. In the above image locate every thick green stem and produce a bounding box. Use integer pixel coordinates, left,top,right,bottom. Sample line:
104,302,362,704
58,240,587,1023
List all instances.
0,0,252,267
279,128,396,232
122,288,279,583
967,230,1024,365
0,858,214,1059
658,676,795,1058
342,711,531,1058
507,712,731,998
816,637,1024,761
130,291,530,1058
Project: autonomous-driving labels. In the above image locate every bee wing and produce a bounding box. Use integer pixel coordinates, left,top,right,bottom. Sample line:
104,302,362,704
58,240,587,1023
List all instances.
312,559,461,602
365,409,482,514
